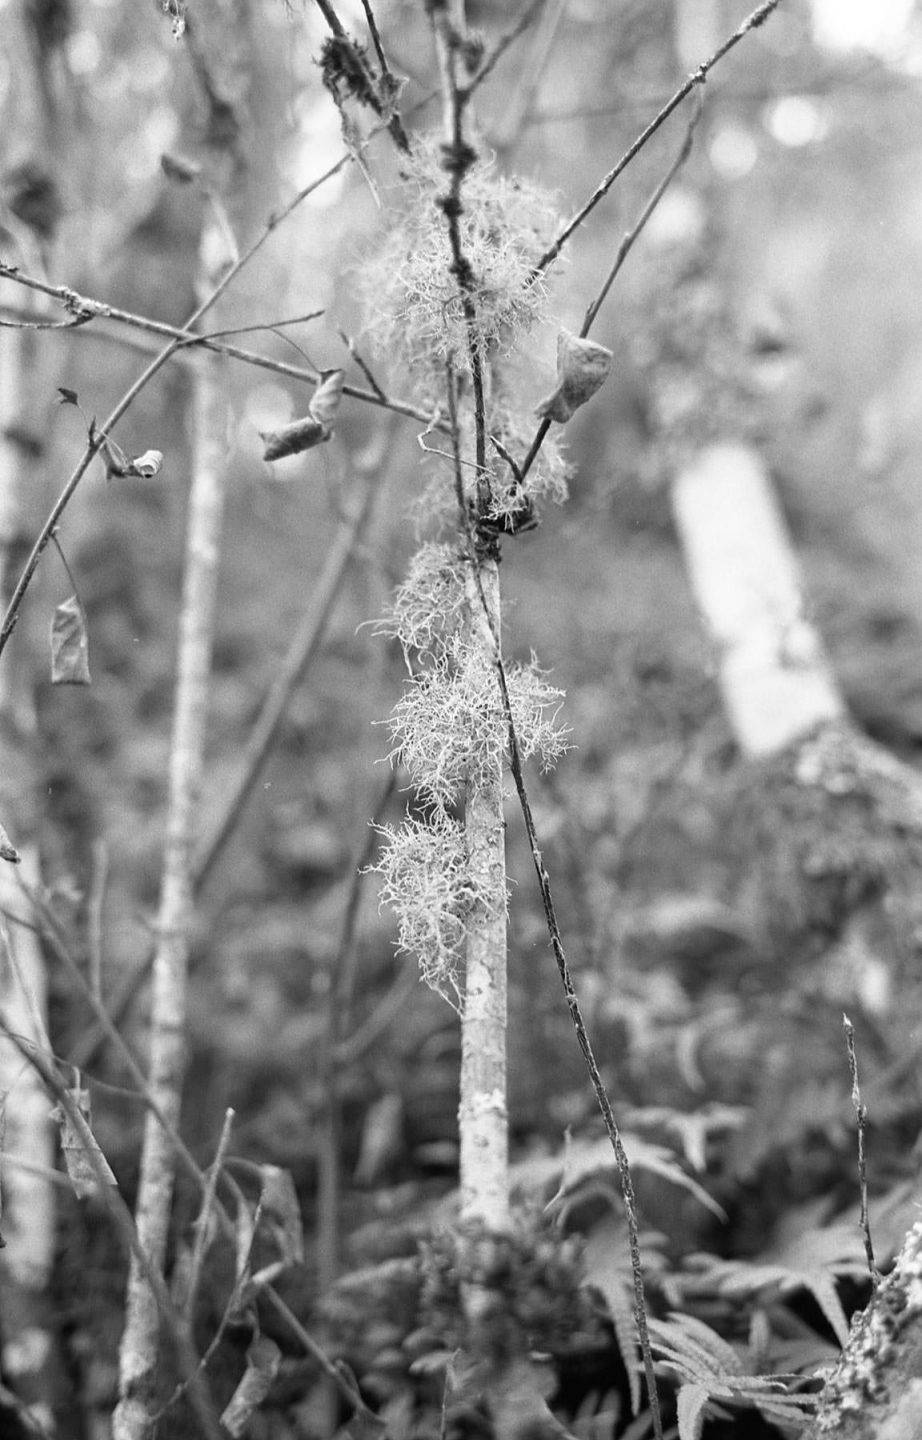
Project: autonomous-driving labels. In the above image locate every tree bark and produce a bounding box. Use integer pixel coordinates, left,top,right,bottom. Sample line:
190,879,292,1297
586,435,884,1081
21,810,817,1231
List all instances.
672,442,844,757
113,355,228,1440
459,558,510,1233
802,1218,922,1439
0,3,78,1428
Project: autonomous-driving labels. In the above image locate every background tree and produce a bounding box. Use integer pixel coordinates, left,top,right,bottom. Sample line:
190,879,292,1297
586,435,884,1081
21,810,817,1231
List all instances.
2,2,922,1438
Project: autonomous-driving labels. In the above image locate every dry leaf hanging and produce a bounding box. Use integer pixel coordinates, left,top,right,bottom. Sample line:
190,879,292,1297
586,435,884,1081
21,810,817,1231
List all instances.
535,328,613,423
50,595,91,685
260,368,345,461
0,822,19,864
50,1084,118,1198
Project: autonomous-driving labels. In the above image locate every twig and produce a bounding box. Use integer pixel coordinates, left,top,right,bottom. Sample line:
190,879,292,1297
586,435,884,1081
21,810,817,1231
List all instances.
183,1107,235,1322
8,890,375,1426
516,96,702,489
0,1381,55,1439
491,0,568,154
466,557,664,1440
361,0,390,73
3,1029,224,1440
0,134,435,660
535,0,782,275
195,441,388,891
337,327,387,401
581,89,702,337
468,0,546,96
360,0,411,156
429,6,489,490
261,1285,378,1423
86,839,108,1001
843,1014,879,1286
191,311,325,340
0,266,436,426
334,766,401,1035
70,448,389,1069
317,0,410,152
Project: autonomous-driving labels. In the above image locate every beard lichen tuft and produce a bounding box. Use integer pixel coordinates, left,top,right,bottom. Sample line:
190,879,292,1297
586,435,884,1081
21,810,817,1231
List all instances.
357,136,560,394
373,807,497,1013
386,636,569,811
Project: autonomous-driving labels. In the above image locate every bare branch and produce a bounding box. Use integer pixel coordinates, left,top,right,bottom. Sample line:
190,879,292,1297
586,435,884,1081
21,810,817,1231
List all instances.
535,0,782,274
0,264,438,426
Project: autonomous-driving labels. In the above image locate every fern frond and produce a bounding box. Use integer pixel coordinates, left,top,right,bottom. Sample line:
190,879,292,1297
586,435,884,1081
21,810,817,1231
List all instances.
651,1315,817,1440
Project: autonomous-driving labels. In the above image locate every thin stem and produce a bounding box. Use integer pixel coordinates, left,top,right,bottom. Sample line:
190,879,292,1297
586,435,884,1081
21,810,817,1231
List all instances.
468,0,546,97
195,448,386,891
0,143,415,659
483,606,664,1439
12,887,373,1424
430,7,489,488
183,1108,236,1322
4,1030,224,1440
0,265,438,426
843,1014,879,1286
71,453,388,1069
4,887,374,1428
535,0,782,275
581,90,702,337
516,95,701,490
491,0,568,155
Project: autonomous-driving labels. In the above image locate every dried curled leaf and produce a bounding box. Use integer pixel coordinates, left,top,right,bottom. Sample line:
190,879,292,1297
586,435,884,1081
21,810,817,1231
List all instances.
220,1336,282,1437
50,595,91,686
260,368,345,462
259,1164,304,1265
132,449,164,478
0,822,20,864
160,151,201,184
50,1084,117,1198
90,419,163,481
535,329,613,423
260,416,327,461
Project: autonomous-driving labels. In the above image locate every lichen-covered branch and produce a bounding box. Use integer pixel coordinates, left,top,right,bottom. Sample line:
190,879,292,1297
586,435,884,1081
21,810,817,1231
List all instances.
803,1217,922,1439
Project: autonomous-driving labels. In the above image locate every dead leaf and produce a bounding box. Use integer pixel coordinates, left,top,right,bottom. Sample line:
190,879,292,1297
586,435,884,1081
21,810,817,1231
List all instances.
220,1335,282,1437
161,151,201,184
260,416,328,461
132,449,164,478
260,368,345,462
310,368,345,428
50,596,91,685
50,1084,117,1198
259,1164,304,1265
535,329,613,423
0,822,20,863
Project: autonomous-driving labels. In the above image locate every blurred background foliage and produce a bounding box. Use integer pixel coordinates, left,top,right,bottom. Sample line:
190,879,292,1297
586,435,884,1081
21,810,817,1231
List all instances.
5,0,922,1435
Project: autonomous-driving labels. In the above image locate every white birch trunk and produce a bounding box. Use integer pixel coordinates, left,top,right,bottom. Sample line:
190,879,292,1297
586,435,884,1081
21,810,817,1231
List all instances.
459,559,510,1232
672,442,844,757
0,316,70,1437
0,0,74,1424
113,355,228,1440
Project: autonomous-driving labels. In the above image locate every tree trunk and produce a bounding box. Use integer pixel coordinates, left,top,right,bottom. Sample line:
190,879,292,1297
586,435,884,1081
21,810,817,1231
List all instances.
113,354,228,1440
459,558,510,1233
672,442,844,757
0,1,78,1428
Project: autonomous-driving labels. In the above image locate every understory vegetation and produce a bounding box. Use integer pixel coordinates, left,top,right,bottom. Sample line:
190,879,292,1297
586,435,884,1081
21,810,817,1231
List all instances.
2,2,922,1438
